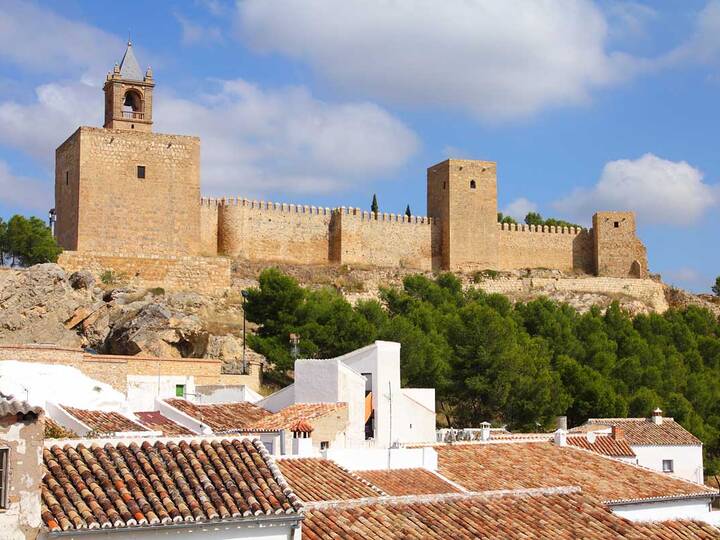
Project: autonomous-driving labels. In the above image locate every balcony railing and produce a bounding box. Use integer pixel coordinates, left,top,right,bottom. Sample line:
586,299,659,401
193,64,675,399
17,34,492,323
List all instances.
121,110,144,119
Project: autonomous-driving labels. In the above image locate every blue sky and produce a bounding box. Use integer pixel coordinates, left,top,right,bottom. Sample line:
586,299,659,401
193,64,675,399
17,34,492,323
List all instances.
0,0,718,292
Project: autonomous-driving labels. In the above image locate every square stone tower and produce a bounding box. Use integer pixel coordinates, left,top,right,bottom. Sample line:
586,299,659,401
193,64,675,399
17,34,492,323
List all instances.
54,42,201,256
427,159,499,270
593,211,647,277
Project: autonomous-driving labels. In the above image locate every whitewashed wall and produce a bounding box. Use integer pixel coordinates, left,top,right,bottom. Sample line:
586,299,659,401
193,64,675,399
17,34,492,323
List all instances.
127,375,195,411
38,519,300,540
611,497,712,522
325,446,438,471
630,445,704,484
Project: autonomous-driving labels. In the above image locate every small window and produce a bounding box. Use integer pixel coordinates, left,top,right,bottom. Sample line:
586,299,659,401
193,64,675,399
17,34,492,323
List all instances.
175,384,185,397
320,441,330,450
614,221,620,228
470,180,477,189
442,181,446,190
662,459,674,473
0,448,8,509
137,165,146,179
65,171,69,186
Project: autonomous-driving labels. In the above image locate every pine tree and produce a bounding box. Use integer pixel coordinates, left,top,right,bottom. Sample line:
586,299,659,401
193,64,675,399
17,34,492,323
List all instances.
405,205,412,218
371,194,379,215
713,276,720,297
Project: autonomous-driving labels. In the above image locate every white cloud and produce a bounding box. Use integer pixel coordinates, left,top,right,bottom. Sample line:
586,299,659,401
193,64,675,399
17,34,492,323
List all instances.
502,197,538,221
0,78,418,199
603,1,657,42
554,153,718,226
0,160,50,213
0,82,102,165
236,0,638,120
176,13,224,45
0,0,122,78
155,80,419,196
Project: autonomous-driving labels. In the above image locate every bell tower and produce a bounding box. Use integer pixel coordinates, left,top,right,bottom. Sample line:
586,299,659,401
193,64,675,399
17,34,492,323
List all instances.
103,41,154,132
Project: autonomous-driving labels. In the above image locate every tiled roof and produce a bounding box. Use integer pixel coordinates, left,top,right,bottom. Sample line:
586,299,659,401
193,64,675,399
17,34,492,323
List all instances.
0,396,43,416
586,418,702,446
134,411,194,436
356,468,462,496
277,458,384,502
436,442,716,504
164,399,271,432
42,438,302,532
44,418,77,439
62,406,148,434
567,434,636,457
302,489,720,540
251,403,347,431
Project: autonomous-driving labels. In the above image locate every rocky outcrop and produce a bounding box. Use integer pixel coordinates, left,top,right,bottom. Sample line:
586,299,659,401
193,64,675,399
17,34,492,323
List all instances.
0,265,250,359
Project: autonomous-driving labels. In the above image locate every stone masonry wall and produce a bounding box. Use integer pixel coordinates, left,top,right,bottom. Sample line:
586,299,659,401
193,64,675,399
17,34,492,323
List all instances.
58,251,231,294
593,212,648,278
0,345,262,394
55,127,201,256
200,198,219,256
497,223,594,273
331,208,441,270
217,198,333,265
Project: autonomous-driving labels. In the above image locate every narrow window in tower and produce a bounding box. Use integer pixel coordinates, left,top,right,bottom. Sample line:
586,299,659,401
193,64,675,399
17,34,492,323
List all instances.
65,171,69,186
137,165,146,179
614,221,619,228
470,180,477,189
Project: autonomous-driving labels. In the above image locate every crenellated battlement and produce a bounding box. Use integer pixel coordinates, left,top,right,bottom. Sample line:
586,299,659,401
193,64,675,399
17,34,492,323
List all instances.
333,206,437,225
498,222,586,235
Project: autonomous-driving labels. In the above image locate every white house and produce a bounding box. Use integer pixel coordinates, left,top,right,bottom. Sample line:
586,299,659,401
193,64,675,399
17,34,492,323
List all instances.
575,408,704,484
258,341,436,448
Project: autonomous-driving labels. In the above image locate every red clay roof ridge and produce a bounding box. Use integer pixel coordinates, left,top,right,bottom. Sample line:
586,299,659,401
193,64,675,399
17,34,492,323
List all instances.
303,486,583,510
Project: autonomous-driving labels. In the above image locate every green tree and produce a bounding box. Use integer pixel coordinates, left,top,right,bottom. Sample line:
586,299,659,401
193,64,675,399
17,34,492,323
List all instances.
0,217,7,265
497,212,517,225
524,212,543,226
713,276,720,297
371,194,379,215
405,205,412,218
5,215,61,266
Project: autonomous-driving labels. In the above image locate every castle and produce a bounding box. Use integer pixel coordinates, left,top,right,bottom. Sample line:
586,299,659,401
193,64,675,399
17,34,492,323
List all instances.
54,43,648,291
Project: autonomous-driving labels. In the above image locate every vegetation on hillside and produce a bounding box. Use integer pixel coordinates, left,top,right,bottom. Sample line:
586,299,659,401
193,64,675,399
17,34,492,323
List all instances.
246,268,720,472
497,211,582,230
0,215,62,266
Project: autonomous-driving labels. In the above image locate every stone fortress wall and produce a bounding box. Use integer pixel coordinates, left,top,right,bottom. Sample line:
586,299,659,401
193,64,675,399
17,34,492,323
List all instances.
53,43,649,292
197,158,646,279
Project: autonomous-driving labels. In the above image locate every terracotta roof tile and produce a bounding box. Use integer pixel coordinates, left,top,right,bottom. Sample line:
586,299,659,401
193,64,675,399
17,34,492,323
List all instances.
586,418,702,445
302,490,720,540
567,434,636,457
62,406,148,435
356,468,462,496
250,403,347,432
164,399,271,432
41,438,302,532
436,442,716,504
277,458,384,502
134,411,194,436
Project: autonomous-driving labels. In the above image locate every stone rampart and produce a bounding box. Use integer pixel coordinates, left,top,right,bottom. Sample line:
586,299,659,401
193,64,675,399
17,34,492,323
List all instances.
497,223,594,273
330,207,441,270
216,198,333,265
200,198,219,256
58,251,231,294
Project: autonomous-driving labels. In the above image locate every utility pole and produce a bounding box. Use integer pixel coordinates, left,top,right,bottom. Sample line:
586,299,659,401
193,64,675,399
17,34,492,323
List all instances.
384,381,393,468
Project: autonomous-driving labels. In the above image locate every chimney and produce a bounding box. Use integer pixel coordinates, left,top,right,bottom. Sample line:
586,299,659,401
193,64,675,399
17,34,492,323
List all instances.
612,425,624,441
651,408,663,425
554,428,567,447
480,421,491,441
290,419,314,457
556,416,568,431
